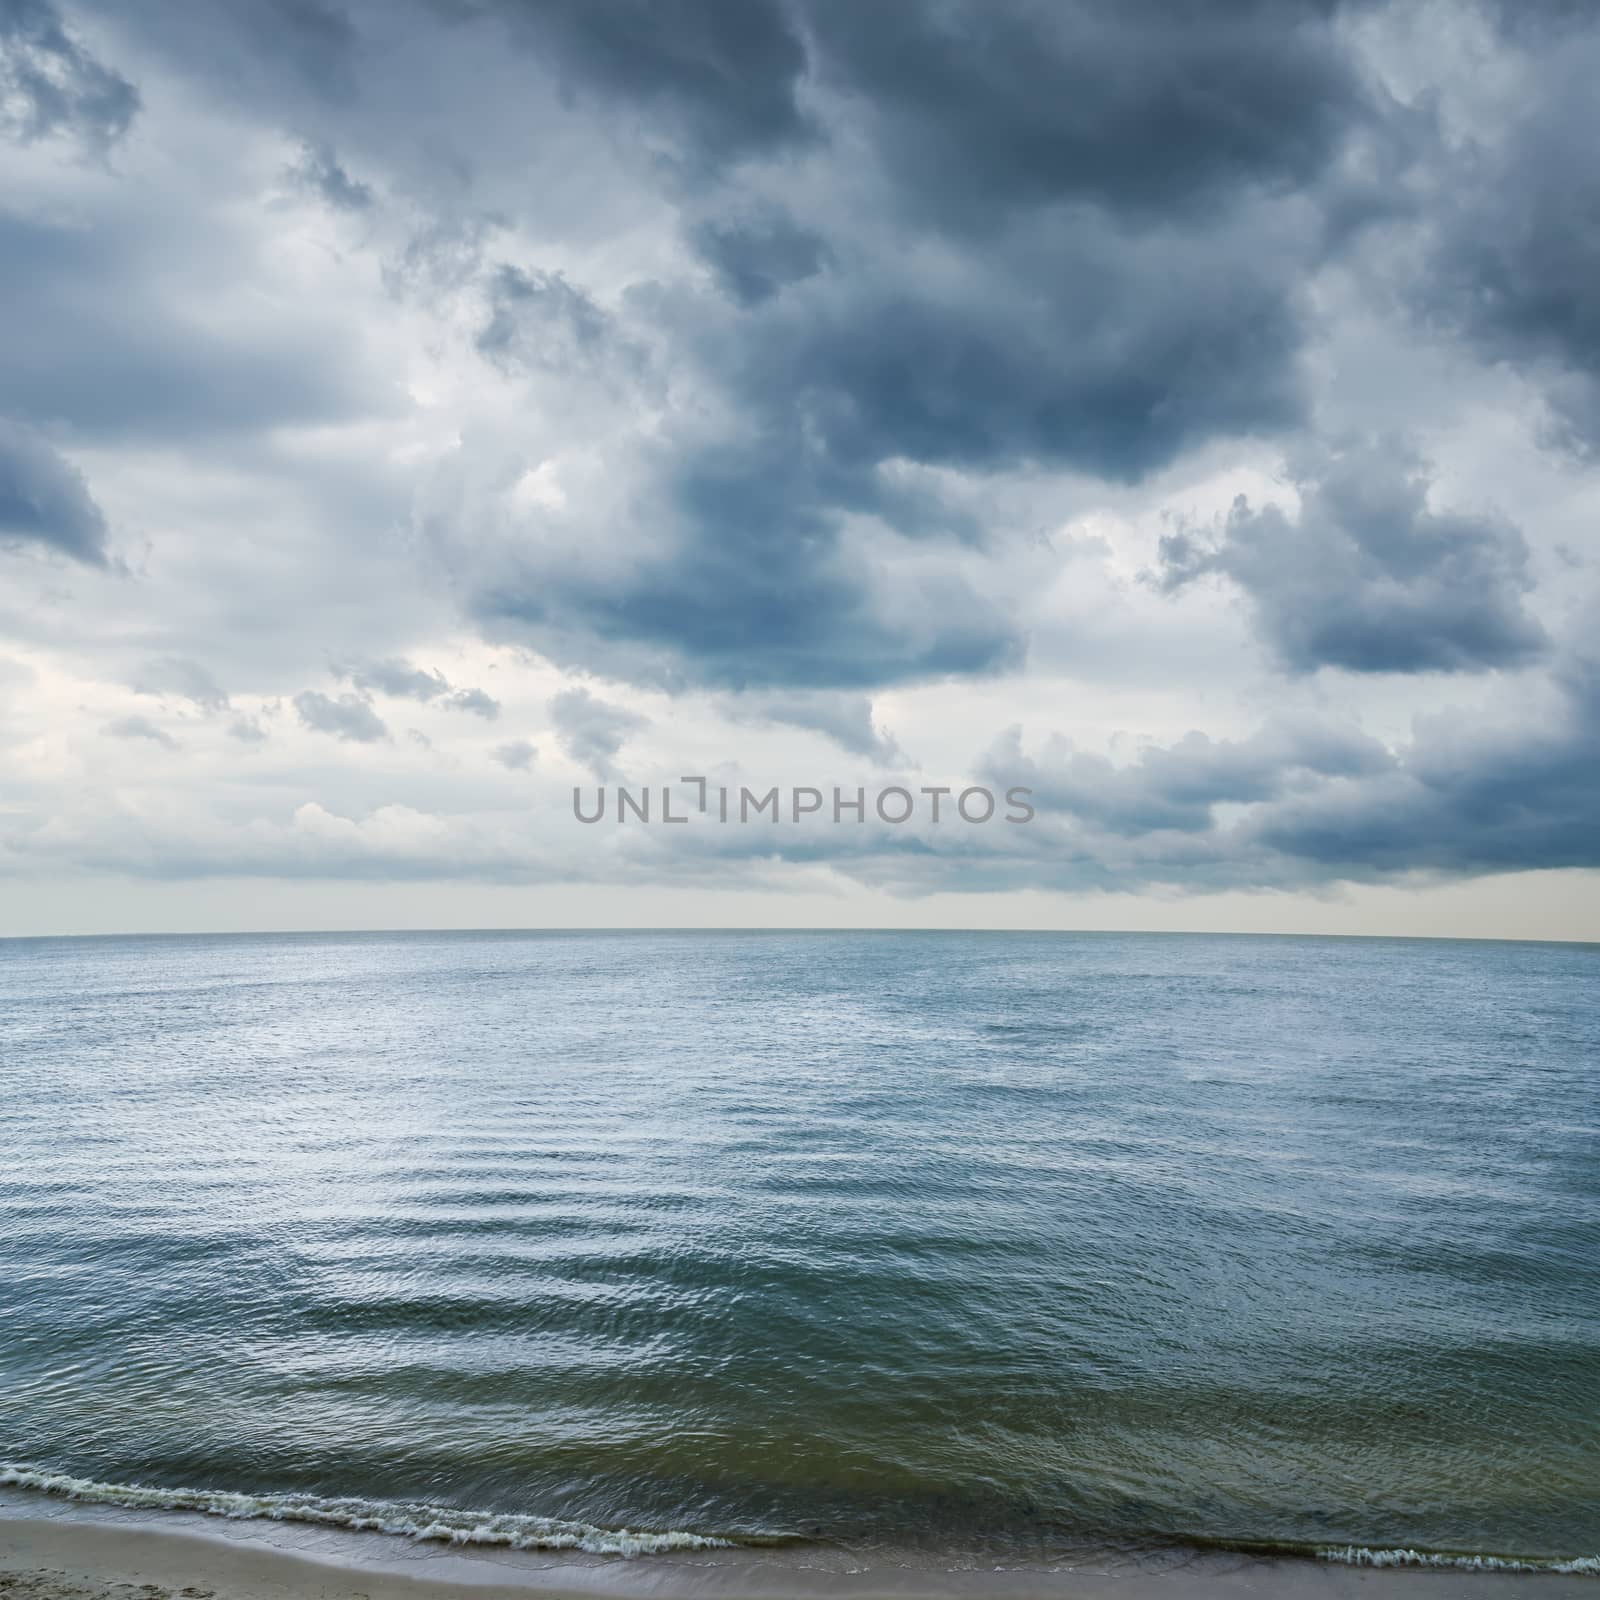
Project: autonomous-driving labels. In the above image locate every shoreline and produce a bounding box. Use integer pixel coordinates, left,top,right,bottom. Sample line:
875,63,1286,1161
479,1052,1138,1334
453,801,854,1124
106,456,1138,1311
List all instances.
4,1495,1597,1600
5,1470,1597,1580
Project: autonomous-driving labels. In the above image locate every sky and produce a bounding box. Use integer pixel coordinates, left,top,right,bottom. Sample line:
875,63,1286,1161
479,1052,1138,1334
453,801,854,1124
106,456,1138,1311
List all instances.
1,0,1598,939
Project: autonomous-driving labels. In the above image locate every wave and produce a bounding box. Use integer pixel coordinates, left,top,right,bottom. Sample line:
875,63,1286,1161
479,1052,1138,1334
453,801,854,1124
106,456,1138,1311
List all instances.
1117,1533,1599,1578
0,1464,735,1558
4,1464,1596,1575
1314,1545,1600,1575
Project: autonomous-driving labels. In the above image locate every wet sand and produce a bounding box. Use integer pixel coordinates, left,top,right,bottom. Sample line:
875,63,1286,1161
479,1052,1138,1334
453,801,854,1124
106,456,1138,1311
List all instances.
2,1497,1593,1600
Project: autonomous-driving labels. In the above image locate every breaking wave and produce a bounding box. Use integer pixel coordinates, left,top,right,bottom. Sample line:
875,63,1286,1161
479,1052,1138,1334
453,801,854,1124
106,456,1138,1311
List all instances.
0,1464,737,1558
1312,1543,1599,1574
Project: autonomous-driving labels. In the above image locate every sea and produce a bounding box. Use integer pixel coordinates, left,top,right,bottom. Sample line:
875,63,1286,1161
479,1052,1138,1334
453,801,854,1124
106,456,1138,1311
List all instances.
1,930,1595,1574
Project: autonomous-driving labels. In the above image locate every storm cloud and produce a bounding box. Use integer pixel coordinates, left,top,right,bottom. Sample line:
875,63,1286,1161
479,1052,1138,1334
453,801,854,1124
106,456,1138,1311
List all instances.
0,0,1597,931
333,657,501,717
294,690,389,743
382,0,1398,691
1414,8,1600,452
1157,441,1548,675
0,421,109,565
0,0,138,149
1248,655,1600,879
548,686,648,781
287,139,374,212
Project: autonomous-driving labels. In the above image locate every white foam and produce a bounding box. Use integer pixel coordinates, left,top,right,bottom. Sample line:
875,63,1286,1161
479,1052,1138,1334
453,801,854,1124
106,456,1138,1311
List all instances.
1317,1544,1600,1575
0,1464,734,1558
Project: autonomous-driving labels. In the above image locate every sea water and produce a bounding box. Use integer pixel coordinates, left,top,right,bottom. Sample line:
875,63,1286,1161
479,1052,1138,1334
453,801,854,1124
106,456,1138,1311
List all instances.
1,931,1595,1570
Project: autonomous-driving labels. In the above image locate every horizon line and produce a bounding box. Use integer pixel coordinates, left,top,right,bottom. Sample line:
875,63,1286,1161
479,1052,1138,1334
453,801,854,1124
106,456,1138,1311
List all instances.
1,926,1596,948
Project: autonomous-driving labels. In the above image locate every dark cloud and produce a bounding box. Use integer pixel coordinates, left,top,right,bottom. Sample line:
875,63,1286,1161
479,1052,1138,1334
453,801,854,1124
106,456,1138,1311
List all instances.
446,0,1379,215
0,212,387,444
464,206,1302,689
430,0,1379,693
458,0,815,174
257,0,361,100
294,689,389,742
3,0,1598,916
955,638,1600,892
92,0,359,110
335,656,450,701
332,657,500,717
725,690,906,765
465,433,1024,691
26,642,1600,897
288,139,375,211
1416,17,1600,451
131,657,231,713
492,738,536,770
446,686,499,719
1249,655,1600,878
103,714,177,749
621,654,1599,896
1158,441,1548,675
548,686,646,779
0,420,109,564
689,210,830,308
708,224,1307,485
55,0,1392,698
0,0,139,149
799,0,1379,228
984,718,1393,839
475,265,615,373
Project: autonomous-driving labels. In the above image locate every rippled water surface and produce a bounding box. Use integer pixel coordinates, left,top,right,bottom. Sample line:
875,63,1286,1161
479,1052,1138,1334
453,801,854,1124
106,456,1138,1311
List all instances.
1,931,1596,1566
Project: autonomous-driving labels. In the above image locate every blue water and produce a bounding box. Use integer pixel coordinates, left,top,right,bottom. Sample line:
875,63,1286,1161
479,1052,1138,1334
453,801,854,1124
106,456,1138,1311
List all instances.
0,931,1596,1568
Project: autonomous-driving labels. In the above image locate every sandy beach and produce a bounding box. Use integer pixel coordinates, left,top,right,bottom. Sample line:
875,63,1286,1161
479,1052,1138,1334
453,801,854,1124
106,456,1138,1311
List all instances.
3,1497,1595,1600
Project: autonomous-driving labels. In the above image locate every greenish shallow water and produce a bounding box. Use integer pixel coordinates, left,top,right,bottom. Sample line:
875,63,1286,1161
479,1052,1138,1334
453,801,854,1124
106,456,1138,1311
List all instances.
0,931,1595,1568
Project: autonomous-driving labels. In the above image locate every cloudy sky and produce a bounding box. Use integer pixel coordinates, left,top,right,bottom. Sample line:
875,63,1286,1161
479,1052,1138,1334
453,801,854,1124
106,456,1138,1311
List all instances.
2,0,1598,938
